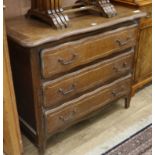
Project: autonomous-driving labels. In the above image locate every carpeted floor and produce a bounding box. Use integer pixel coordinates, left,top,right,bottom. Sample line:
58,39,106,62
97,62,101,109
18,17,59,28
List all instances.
104,125,152,155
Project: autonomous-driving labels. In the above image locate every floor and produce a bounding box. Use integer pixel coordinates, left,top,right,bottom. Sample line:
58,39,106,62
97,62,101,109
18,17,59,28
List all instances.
23,85,152,155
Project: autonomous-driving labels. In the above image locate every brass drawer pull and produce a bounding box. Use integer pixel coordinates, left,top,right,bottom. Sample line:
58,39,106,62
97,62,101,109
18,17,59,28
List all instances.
58,84,76,96
113,66,125,73
58,53,78,65
59,109,77,122
123,62,128,67
113,62,128,72
116,38,131,46
112,90,123,97
112,91,117,97
112,86,125,97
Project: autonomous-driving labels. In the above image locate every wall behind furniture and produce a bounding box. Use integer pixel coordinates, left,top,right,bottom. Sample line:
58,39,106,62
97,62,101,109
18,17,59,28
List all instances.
4,0,77,19
4,0,30,18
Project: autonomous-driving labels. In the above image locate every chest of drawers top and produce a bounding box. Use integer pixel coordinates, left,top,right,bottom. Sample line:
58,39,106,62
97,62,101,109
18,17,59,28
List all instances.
6,5,145,48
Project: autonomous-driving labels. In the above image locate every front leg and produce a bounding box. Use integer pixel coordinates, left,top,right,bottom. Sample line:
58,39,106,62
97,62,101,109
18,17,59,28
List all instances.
39,142,46,155
125,95,131,109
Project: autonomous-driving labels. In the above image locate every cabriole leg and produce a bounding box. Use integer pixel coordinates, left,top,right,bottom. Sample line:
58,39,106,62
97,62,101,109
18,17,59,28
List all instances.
125,95,131,109
38,139,47,155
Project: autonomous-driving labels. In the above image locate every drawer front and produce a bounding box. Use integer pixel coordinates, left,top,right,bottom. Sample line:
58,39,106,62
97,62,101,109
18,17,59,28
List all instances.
45,75,131,134
43,50,134,108
41,26,137,79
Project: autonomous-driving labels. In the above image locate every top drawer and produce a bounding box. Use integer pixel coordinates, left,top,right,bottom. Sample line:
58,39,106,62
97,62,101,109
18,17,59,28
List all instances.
41,26,137,79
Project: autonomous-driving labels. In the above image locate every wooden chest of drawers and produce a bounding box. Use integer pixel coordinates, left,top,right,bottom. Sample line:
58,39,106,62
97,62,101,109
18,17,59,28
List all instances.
6,5,145,155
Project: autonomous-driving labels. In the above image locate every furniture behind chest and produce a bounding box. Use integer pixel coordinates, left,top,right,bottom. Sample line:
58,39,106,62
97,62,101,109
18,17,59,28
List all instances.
112,0,152,94
4,15,23,155
6,5,145,155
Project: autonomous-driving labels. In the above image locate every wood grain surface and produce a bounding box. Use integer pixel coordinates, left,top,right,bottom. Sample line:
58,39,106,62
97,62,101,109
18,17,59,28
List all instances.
3,18,23,155
6,5,146,47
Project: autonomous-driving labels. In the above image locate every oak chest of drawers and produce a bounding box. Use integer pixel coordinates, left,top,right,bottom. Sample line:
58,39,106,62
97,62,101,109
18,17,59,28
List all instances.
7,5,145,155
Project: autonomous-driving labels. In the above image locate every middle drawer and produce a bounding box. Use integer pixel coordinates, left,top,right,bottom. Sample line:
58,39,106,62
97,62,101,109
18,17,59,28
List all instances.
43,50,134,108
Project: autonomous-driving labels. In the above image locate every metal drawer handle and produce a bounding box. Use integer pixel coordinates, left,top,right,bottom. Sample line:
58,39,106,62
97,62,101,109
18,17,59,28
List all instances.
58,84,76,96
116,38,131,46
59,109,77,123
112,86,125,97
113,62,128,72
123,62,128,67
112,91,117,97
58,53,78,65
113,66,125,73
112,90,123,97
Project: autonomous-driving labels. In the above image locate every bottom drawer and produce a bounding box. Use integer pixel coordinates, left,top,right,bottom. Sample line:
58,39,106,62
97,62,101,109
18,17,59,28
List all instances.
45,75,131,135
